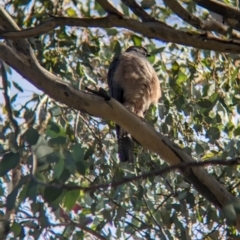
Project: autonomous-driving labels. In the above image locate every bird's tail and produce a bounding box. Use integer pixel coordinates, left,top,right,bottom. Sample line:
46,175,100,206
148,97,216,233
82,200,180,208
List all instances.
116,125,134,162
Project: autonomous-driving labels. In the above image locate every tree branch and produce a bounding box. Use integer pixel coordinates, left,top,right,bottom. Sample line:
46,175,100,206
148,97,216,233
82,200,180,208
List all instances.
0,7,32,63
57,205,106,240
104,193,159,232
95,0,123,17
32,157,240,193
163,0,240,39
121,0,154,21
194,0,240,31
164,0,202,29
2,13,240,53
143,196,167,240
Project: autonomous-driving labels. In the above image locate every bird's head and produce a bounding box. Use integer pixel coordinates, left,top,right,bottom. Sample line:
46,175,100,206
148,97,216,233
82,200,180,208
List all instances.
125,46,151,57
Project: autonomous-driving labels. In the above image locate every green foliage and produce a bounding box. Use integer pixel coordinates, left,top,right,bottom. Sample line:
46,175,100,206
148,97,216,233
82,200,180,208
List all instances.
63,189,80,211
11,221,22,238
43,186,63,203
6,176,28,211
24,127,40,145
1,0,240,239
0,152,20,177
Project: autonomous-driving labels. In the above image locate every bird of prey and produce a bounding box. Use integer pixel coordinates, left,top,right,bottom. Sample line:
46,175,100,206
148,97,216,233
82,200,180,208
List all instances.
107,46,161,162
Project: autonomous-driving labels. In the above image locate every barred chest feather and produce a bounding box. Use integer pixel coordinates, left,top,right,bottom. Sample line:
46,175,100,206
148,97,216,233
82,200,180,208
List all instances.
113,51,161,117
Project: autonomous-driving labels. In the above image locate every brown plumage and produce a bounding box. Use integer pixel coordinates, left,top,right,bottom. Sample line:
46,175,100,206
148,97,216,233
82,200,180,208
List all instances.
107,46,161,162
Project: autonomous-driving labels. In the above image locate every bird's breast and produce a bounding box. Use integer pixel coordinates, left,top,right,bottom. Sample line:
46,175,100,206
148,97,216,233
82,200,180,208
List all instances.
113,53,161,110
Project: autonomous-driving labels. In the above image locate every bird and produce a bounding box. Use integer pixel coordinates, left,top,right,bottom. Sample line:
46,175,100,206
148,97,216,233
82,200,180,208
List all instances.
107,46,161,162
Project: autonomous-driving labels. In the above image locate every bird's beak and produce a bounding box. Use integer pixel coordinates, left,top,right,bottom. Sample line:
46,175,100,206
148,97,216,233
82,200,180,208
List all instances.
147,53,151,57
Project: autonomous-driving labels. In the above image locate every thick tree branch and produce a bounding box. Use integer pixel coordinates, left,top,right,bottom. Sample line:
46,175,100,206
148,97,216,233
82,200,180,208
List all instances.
164,0,240,39
2,13,240,53
194,0,240,31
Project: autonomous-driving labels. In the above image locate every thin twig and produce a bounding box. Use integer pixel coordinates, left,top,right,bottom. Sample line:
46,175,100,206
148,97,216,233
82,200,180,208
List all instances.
79,114,102,143
84,176,159,231
71,220,106,240
62,207,106,240
106,194,158,231
143,196,167,240
153,194,173,213
124,220,146,238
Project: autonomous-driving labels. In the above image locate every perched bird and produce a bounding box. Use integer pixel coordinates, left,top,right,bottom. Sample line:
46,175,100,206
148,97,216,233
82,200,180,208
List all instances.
107,46,161,162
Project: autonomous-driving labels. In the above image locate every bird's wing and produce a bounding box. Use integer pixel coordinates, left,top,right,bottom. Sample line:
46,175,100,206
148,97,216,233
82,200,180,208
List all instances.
107,56,124,104
107,55,125,140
